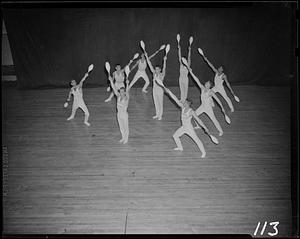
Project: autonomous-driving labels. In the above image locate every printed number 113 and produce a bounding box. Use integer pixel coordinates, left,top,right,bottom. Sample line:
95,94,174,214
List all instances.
254,221,279,236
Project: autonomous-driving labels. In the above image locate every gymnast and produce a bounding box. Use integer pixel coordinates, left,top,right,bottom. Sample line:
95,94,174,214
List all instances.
104,60,134,103
108,66,131,144
66,72,91,126
128,45,165,93
176,34,193,103
143,49,167,120
200,52,239,112
155,79,219,158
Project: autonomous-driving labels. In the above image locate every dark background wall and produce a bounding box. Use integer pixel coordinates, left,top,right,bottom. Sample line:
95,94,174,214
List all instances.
2,3,296,89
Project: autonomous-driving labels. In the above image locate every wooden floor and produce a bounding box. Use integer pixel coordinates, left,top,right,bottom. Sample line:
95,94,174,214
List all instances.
2,85,292,236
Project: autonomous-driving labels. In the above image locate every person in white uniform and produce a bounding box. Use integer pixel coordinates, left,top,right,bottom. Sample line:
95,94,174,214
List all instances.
155,80,215,158
144,52,167,120
128,54,149,93
177,38,191,103
128,53,154,93
66,73,91,126
128,46,165,93
105,60,133,102
202,56,236,112
108,72,132,144
186,65,226,136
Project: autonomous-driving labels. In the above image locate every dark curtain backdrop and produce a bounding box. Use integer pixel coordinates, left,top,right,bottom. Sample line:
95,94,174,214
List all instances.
3,4,295,89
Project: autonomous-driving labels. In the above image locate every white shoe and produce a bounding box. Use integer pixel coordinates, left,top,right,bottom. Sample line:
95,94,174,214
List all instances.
119,139,124,143
219,131,223,136
201,152,206,158
152,115,158,119
174,147,183,151
157,117,162,120
142,90,148,93
104,98,111,102
67,117,74,121
84,121,91,126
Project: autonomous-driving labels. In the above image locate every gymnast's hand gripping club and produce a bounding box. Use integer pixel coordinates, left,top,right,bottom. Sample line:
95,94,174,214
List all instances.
189,36,194,46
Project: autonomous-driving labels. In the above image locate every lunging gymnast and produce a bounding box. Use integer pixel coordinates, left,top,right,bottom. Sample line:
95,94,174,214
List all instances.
155,79,219,158
128,45,165,93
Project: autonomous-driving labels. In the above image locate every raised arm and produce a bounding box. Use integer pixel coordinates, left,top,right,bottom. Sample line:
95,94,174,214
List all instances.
144,52,155,74
130,60,139,71
223,74,235,95
161,56,167,78
121,59,134,72
177,44,182,64
165,87,183,108
78,73,89,88
203,56,217,73
191,111,209,133
188,69,204,90
188,46,192,67
149,50,159,60
108,75,120,97
211,90,225,112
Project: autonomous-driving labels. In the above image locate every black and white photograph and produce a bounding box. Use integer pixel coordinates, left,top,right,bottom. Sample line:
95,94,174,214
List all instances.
1,1,298,237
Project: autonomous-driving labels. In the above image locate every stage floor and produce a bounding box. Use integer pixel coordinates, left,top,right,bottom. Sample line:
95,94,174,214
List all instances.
2,85,291,235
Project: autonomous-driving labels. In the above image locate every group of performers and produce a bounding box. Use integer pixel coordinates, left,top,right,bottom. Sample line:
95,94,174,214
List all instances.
64,34,240,157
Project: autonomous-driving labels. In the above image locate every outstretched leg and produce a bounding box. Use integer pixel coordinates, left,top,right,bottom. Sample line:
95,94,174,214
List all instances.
204,106,223,136
173,126,185,150
186,128,206,158
128,72,141,90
